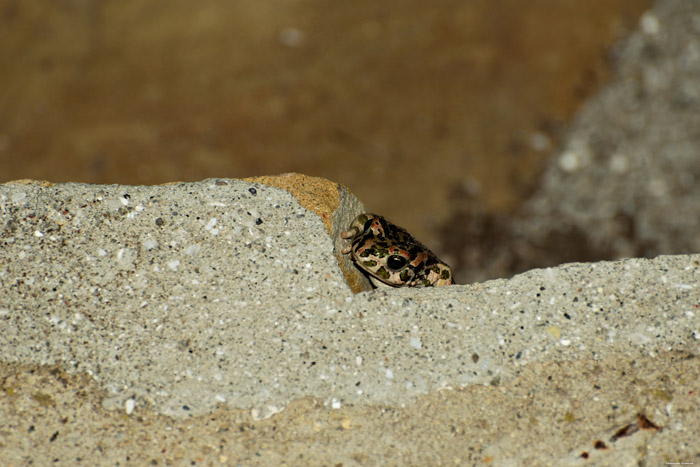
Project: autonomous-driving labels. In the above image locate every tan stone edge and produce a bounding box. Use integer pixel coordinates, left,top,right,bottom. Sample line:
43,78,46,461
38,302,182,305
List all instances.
244,172,371,292
3,179,55,187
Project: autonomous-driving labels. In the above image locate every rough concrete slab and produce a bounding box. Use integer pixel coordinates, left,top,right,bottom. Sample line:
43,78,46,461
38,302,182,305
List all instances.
444,0,700,286
1,350,697,465
1,178,699,464
0,178,359,419
522,0,700,257
244,173,371,293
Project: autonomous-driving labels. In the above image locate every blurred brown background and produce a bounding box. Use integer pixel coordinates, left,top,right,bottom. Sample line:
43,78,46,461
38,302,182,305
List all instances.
1,0,651,274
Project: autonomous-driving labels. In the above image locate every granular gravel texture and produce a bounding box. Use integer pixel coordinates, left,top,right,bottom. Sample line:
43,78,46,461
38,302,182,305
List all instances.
528,0,700,256
444,0,700,285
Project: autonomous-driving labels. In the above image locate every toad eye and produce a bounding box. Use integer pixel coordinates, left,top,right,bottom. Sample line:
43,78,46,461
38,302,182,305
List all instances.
386,255,407,271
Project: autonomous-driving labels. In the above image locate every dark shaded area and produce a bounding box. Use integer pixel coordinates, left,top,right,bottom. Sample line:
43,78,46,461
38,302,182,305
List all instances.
441,186,652,284
441,0,700,284
442,185,610,283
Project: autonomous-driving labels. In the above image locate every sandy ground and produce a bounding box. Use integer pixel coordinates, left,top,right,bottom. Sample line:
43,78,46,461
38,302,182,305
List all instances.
1,351,697,465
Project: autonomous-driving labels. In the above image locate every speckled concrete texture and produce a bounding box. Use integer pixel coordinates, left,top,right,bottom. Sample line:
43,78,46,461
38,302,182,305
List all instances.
1,178,699,464
1,351,697,465
0,178,359,419
523,0,700,257
443,0,700,287
245,173,371,292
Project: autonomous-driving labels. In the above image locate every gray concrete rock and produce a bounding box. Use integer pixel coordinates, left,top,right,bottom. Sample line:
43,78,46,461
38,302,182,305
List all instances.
1,180,698,433
524,0,700,257
446,0,700,287
0,179,353,418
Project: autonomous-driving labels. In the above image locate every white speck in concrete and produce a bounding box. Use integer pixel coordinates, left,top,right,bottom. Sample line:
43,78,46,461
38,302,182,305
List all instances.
558,151,581,173
609,153,629,174
331,399,342,409
184,244,201,255
205,218,218,236
97,248,107,257
34,230,43,237
630,332,652,345
167,260,180,271
640,11,660,35
251,405,284,420
143,238,158,250
125,398,135,415
409,337,422,349
385,369,394,379
11,192,26,203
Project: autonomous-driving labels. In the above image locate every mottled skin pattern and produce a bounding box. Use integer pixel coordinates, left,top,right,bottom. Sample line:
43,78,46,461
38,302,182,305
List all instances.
341,213,454,288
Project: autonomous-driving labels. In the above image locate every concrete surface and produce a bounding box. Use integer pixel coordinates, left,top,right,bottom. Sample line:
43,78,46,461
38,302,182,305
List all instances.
1,177,699,465
244,173,371,293
445,0,700,286
527,0,700,256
